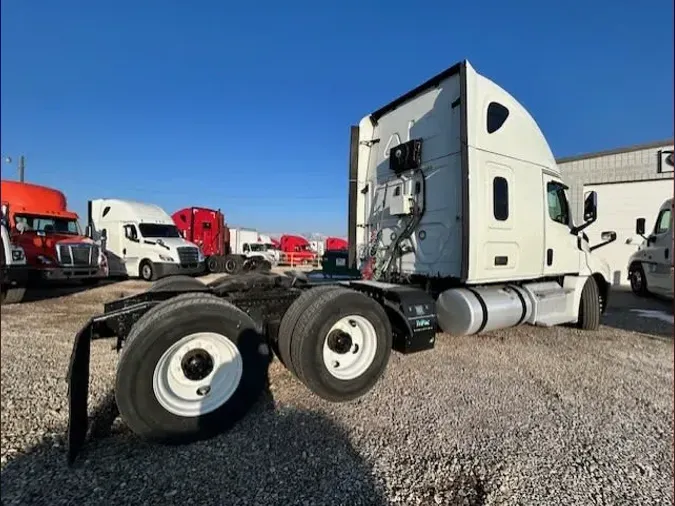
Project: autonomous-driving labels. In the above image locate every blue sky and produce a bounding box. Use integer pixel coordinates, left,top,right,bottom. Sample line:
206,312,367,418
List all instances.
1,1,673,236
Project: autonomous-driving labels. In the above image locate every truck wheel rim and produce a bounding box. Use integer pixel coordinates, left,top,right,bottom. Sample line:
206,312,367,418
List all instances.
322,315,378,381
142,265,152,279
632,270,642,290
152,332,243,417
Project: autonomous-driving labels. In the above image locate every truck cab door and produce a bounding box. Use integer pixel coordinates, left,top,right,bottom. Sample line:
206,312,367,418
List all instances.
122,223,141,274
542,176,581,276
645,204,673,296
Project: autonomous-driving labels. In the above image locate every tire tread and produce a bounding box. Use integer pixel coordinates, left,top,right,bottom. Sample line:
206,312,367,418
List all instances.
577,276,600,331
276,285,346,374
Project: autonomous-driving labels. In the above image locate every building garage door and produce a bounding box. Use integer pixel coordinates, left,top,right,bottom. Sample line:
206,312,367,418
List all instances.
584,179,674,287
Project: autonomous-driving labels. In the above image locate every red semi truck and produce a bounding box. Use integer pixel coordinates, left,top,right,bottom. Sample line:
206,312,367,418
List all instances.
0,180,106,287
278,234,318,264
325,236,348,251
172,206,274,274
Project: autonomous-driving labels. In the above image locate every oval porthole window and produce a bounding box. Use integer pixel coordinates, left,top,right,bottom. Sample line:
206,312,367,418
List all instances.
419,230,427,241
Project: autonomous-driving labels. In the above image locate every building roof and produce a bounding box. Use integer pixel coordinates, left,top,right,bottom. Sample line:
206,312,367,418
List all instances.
556,138,674,164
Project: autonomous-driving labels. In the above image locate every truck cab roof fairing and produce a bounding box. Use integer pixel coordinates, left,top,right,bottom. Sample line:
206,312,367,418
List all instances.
365,59,557,174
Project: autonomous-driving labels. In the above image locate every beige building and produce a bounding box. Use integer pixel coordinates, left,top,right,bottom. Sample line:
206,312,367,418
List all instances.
557,139,674,287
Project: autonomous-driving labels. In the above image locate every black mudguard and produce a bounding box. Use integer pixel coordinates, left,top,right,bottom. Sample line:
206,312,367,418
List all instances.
66,319,94,465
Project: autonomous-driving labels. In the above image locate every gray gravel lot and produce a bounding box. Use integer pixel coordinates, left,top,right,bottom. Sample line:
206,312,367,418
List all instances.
1,275,673,505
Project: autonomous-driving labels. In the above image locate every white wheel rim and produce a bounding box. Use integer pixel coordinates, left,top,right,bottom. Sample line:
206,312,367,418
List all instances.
143,265,151,278
322,315,378,381
152,332,243,417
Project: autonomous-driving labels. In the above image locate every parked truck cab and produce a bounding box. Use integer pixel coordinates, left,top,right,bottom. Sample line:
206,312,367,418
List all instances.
172,207,276,274
325,237,348,252
89,199,205,281
258,234,281,263
279,234,317,264
0,205,28,304
0,180,105,287
66,59,618,466
628,198,674,299
351,59,616,333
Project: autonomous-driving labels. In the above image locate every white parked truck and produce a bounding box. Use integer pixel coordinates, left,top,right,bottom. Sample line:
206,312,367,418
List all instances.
65,60,616,465
627,197,674,299
88,199,205,281
0,211,28,304
258,233,281,263
229,228,278,270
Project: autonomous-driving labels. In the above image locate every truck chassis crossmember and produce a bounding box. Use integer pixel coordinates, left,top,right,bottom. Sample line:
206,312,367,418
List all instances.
66,271,437,465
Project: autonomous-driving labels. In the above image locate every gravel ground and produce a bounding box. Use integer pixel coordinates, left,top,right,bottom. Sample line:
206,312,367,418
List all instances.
1,275,673,505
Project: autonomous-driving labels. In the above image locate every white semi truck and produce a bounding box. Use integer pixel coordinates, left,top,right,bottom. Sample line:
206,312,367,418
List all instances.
258,233,281,264
88,199,205,281
229,227,278,270
0,208,28,304
627,197,674,299
65,59,616,464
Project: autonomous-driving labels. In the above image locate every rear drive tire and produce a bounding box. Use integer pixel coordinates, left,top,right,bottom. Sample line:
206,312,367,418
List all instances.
206,256,220,273
289,288,392,402
139,260,156,282
577,276,601,331
0,286,26,305
223,255,243,275
629,262,649,297
115,293,270,444
148,275,208,293
276,285,345,372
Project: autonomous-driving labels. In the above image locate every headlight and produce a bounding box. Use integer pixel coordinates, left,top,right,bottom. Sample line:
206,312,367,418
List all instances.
198,250,205,262
11,249,24,261
37,255,53,265
159,254,174,262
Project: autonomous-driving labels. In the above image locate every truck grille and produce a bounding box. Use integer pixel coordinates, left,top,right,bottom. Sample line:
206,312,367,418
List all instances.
57,243,99,267
177,246,200,266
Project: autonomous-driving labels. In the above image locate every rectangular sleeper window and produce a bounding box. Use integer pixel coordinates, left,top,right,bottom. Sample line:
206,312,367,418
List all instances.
493,176,509,221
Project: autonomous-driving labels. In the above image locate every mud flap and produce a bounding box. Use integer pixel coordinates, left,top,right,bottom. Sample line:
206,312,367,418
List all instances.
66,319,93,465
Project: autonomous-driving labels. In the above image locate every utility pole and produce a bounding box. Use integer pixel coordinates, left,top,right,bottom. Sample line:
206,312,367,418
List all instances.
18,155,25,182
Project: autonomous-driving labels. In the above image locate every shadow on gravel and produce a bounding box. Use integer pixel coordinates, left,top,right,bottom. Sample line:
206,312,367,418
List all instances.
602,288,674,339
9,279,123,304
0,384,387,506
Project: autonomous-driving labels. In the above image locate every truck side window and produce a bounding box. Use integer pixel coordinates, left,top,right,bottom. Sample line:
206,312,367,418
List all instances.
487,102,509,134
546,182,569,226
493,177,509,221
124,224,138,241
654,208,672,234
243,244,250,253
